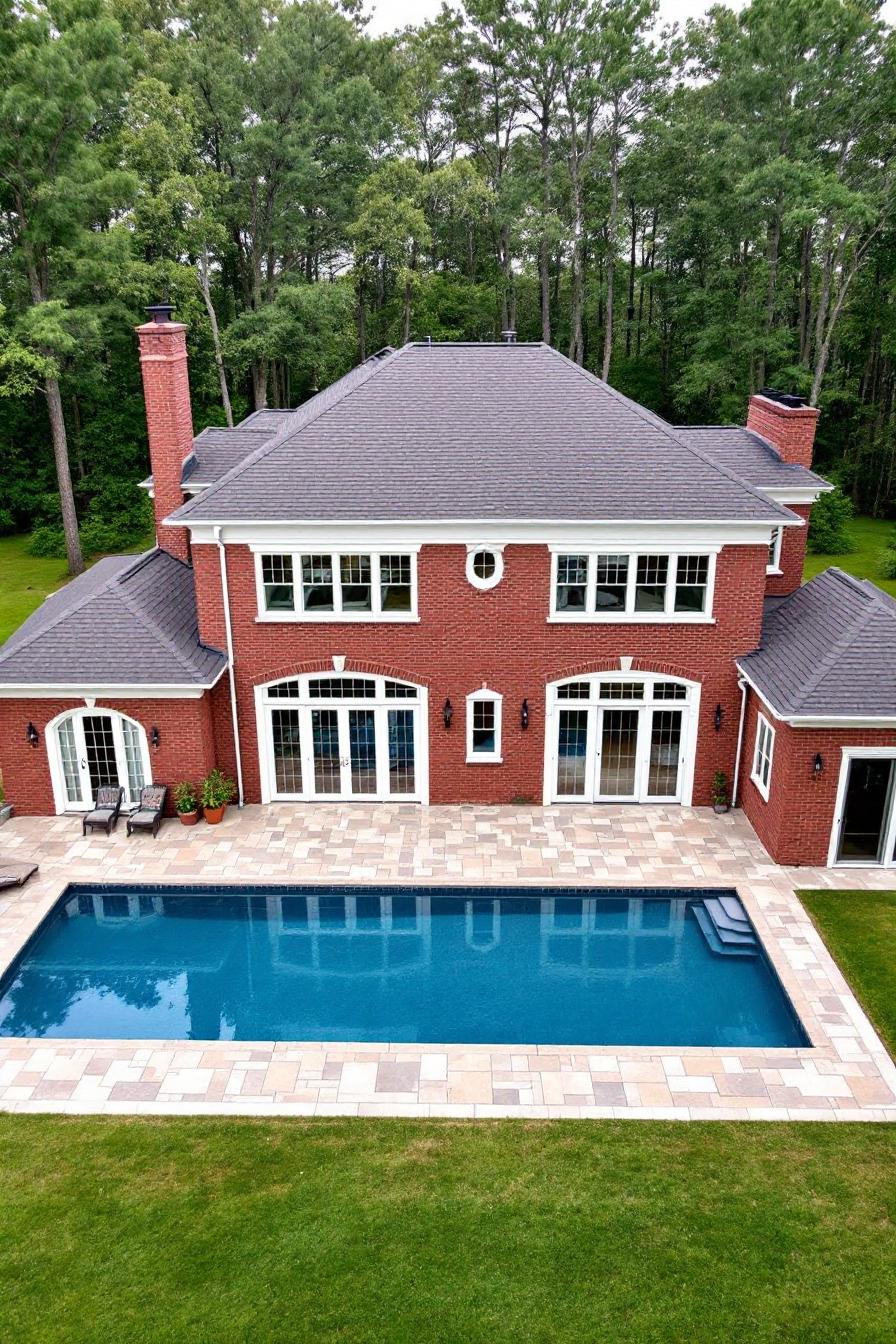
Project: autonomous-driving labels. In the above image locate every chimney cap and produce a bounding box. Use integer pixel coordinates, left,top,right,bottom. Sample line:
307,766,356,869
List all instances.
145,302,176,324
758,386,809,409
501,329,517,344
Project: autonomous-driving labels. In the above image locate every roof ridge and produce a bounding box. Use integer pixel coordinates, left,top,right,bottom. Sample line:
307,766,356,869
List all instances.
172,346,408,522
788,588,878,711
0,550,150,666
115,567,204,680
538,345,797,524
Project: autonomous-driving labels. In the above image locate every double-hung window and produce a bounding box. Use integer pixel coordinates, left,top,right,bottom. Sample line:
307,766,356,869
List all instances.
466,688,502,763
257,551,417,620
751,712,775,800
551,550,714,620
767,528,783,573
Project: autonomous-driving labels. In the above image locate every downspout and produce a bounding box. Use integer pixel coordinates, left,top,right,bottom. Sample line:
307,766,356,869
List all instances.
731,676,748,807
214,525,245,806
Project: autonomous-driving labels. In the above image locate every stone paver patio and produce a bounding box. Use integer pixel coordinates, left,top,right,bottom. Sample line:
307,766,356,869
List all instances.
0,803,894,1121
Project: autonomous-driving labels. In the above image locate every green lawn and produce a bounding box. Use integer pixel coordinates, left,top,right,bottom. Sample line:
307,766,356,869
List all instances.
799,888,896,1055
0,1116,893,1343
804,513,896,598
0,532,155,644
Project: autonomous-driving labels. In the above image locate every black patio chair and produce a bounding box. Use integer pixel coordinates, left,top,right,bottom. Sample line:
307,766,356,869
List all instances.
82,785,125,837
126,784,168,838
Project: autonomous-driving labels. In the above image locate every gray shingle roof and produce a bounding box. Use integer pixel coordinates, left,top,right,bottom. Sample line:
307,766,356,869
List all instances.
677,426,831,493
171,343,797,525
0,549,226,687
737,568,896,718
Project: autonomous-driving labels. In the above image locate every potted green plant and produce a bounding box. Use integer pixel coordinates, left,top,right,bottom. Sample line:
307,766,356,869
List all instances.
173,781,200,826
711,769,730,814
201,767,236,825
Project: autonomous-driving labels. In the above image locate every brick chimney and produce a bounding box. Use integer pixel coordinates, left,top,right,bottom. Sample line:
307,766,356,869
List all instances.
136,304,193,563
746,388,820,469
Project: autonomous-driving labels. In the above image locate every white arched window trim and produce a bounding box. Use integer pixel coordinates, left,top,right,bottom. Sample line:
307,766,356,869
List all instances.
466,685,503,764
45,708,152,814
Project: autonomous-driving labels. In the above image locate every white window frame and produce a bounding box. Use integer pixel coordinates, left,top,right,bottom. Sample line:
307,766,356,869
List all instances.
465,543,505,591
466,685,503,764
548,548,717,623
45,708,152,814
766,527,783,574
827,747,896,868
253,548,419,622
751,711,775,801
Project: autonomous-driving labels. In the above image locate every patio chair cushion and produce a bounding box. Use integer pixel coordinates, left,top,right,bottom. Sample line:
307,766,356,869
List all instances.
129,809,159,829
0,860,39,889
84,807,117,825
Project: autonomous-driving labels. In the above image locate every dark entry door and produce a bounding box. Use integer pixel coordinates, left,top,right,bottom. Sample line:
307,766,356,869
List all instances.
837,758,895,862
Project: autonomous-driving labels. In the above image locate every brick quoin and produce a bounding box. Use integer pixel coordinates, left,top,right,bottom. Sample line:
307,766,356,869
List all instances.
739,690,896,865
746,393,820,470
201,540,771,808
136,318,193,563
0,696,217,816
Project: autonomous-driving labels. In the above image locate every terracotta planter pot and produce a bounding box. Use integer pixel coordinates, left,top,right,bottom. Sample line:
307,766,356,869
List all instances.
204,804,226,825
178,811,199,827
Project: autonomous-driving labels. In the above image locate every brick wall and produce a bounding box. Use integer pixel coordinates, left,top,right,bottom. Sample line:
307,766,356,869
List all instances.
766,504,811,597
201,540,770,807
0,696,217,816
136,319,194,563
739,689,896,864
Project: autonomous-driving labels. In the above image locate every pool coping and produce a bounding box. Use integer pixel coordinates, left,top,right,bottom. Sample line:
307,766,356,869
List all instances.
0,805,894,1120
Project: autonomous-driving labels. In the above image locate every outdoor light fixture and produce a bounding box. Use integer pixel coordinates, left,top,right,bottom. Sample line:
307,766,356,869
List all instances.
26,722,39,748
813,752,824,777
151,726,161,751
714,703,724,732
443,698,453,730
521,698,529,731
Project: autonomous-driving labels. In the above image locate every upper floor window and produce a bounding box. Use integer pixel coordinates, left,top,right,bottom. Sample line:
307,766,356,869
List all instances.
551,550,715,621
751,712,775,801
466,545,504,591
767,528,783,574
256,551,417,621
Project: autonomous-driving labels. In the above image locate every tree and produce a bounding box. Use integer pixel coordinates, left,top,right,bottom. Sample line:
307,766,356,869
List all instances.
0,0,133,574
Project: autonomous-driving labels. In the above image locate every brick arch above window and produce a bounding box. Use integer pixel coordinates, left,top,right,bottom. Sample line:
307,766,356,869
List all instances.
250,658,434,691
545,659,707,686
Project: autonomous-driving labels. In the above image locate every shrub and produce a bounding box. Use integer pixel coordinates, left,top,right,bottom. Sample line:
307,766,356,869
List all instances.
173,781,199,815
808,489,855,554
711,770,729,807
26,525,67,558
200,768,236,811
881,528,896,579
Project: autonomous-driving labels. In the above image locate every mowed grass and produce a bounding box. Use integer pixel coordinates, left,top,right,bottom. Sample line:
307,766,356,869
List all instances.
804,513,896,598
0,532,155,644
800,888,896,1055
0,1116,894,1344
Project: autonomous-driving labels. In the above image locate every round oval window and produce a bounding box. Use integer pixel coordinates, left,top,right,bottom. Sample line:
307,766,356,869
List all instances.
473,550,496,580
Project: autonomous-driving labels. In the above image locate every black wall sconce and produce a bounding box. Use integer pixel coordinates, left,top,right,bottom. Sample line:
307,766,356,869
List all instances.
443,698,453,730
26,721,39,748
150,726,161,751
714,703,724,732
520,698,529,731
813,752,824,777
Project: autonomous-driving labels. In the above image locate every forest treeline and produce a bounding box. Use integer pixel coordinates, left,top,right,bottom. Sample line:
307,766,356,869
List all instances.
0,0,894,573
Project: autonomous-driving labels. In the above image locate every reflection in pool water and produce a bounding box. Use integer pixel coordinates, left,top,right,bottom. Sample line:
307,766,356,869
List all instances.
0,885,808,1047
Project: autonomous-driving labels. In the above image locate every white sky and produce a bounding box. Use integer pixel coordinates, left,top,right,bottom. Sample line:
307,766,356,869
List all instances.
364,0,896,36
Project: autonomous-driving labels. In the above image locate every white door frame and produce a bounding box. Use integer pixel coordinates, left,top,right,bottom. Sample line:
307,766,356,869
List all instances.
45,708,151,814
255,673,429,804
543,673,701,806
827,746,896,867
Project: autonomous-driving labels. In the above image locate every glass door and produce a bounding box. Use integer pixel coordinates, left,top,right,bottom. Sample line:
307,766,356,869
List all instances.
644,709,684,801
836,758,896,863
596,709,640,800
53,711,147,810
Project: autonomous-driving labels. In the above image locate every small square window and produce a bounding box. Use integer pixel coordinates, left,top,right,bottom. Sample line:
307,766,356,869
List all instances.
262,554,295,611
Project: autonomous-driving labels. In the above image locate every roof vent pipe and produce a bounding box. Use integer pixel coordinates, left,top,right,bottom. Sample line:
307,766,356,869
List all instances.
501,329,517,344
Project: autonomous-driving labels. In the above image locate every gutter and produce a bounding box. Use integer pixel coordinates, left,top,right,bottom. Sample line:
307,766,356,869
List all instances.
732,676,748,806
214,525,245,807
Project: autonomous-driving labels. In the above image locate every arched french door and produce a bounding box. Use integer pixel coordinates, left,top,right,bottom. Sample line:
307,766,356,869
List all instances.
256,673,429,803
544,673,701,805
47,709,151,813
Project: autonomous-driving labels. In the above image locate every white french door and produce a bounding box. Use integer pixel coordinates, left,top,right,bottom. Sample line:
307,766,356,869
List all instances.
50,710,149,812
547,675,699,805
258,674,428,803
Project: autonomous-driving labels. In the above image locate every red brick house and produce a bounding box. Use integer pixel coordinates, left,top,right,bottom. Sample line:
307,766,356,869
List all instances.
2,305,894,869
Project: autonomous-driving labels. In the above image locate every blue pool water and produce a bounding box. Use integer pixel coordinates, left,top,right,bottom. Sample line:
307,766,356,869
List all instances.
0,885,808,1047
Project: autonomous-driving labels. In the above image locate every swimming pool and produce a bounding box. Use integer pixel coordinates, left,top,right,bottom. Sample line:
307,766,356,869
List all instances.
0,885,808,1048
